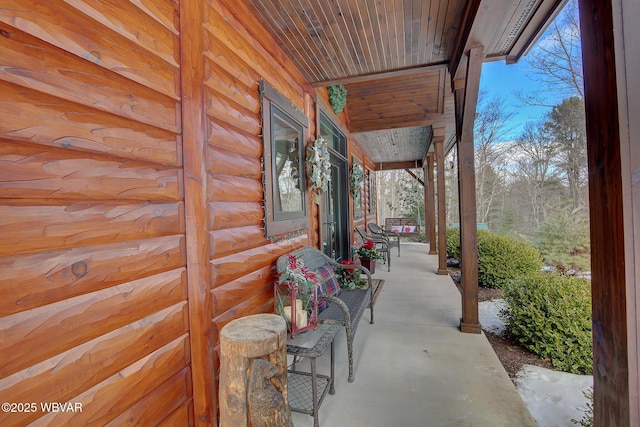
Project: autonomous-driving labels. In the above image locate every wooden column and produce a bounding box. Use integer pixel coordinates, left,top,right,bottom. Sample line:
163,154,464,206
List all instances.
219,314,291,426
579,0,639,425
426,153,437,254
455,47,482,334
433,129,448,275
422,163,429,244
180,0,215,423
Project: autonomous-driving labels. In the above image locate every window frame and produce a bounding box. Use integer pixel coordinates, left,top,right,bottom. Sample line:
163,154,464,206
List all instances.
260,80,309,238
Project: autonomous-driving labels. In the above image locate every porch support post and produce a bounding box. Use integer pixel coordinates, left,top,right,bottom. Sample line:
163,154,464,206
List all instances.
426,153,437,254
433,128,448,275
578,0,639,424
455,47,482,334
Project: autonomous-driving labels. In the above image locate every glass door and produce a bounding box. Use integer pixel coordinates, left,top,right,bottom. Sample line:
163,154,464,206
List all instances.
321,152,349,260
319,111,349,261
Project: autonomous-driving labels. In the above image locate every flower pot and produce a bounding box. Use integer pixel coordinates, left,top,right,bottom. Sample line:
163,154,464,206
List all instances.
360,258,376,274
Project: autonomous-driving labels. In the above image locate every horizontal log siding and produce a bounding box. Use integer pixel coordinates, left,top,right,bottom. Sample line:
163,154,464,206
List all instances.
205,0,315,385
0,1,190,426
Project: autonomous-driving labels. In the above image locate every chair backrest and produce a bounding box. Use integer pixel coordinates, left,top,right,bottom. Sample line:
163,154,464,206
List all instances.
367,223,384,235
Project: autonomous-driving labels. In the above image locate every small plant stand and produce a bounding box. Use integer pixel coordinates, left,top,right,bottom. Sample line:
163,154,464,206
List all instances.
287,322,340,427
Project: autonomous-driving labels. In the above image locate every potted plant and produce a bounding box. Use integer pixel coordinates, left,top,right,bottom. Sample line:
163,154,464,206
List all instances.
357,240,382,274
336,259,368,289
274,254,320,338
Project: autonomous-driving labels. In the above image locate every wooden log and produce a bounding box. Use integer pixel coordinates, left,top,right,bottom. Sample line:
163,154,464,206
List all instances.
205,1,305,108
0,268,187,378
0,23,180,133
209,175,262,202
0,303,188,426
213,288,276,342
62,0,179,65
209,201,263,230
206,87,261,136
219,314,291,427
0,140,181,201
129,0,179,34
105,368,190,426
207,145,261,179
210,236,306,286
0,0,179,98
0,201,183,257
158,401,193,426
215,0,313,94
212,265,274,315
204,57,260,114
31,336,190,426
209,225,268,258
0,81,181,166
0,235,185,316
204,42,260,93
208,118,262,158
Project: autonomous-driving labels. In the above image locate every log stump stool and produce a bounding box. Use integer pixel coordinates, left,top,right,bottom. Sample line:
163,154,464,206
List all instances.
219,314,292,427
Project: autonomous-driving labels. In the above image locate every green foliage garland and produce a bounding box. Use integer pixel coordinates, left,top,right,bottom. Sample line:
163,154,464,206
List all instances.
328,84,347,114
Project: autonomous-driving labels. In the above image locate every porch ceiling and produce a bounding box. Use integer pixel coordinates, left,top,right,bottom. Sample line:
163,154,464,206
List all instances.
241,0,566,168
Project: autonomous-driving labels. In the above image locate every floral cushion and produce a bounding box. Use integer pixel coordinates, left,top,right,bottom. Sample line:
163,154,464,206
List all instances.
315,264,342,313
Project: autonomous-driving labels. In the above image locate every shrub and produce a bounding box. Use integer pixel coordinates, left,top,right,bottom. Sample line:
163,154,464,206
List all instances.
477,230,543,288
446,227,461,259
445,229,542,288
501,272,592,374
538,206,591,271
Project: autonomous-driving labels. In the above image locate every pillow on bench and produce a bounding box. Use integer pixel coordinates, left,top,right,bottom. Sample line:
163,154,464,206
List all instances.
315,264,341,313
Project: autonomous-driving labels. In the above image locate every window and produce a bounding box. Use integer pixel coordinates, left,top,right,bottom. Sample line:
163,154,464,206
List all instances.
260,81,309,238
320,111,346,156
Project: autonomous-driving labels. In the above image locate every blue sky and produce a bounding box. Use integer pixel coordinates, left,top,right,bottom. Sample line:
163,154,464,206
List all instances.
479,60,553,140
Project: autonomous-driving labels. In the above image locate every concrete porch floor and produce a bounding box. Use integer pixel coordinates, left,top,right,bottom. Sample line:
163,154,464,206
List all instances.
290,242,536,427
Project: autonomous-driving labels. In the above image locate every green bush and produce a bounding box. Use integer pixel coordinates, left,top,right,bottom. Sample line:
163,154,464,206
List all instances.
446,228,461,259
477,230,543,288
502,272,593,374
447,229,543,288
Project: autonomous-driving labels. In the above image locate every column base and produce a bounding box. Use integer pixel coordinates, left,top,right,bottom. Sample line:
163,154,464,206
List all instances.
437,268,449,275
429,250,437,255
459,319,482,334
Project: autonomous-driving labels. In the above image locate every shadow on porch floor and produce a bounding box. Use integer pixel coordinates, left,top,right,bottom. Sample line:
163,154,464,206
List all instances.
290,243,536,427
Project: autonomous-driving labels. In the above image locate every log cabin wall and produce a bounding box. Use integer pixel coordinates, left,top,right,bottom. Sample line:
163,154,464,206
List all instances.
0,1,193,425
204,0,318,395
0,0,375,425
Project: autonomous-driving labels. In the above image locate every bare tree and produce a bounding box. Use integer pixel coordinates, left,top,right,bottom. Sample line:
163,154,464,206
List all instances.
474,95,515,228
511,122,560,227
516,0,583,106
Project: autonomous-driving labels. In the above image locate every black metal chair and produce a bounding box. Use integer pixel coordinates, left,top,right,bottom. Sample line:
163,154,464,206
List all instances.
354,226,390,271
368,223,400,257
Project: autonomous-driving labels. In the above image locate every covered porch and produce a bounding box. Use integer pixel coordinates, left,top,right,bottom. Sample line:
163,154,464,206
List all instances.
290,243,536,427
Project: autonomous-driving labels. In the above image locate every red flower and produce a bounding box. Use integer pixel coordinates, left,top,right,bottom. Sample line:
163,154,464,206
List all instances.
364,240,374,250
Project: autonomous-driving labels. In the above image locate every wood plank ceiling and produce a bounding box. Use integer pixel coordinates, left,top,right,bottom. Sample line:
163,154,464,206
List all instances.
241,0,566,168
